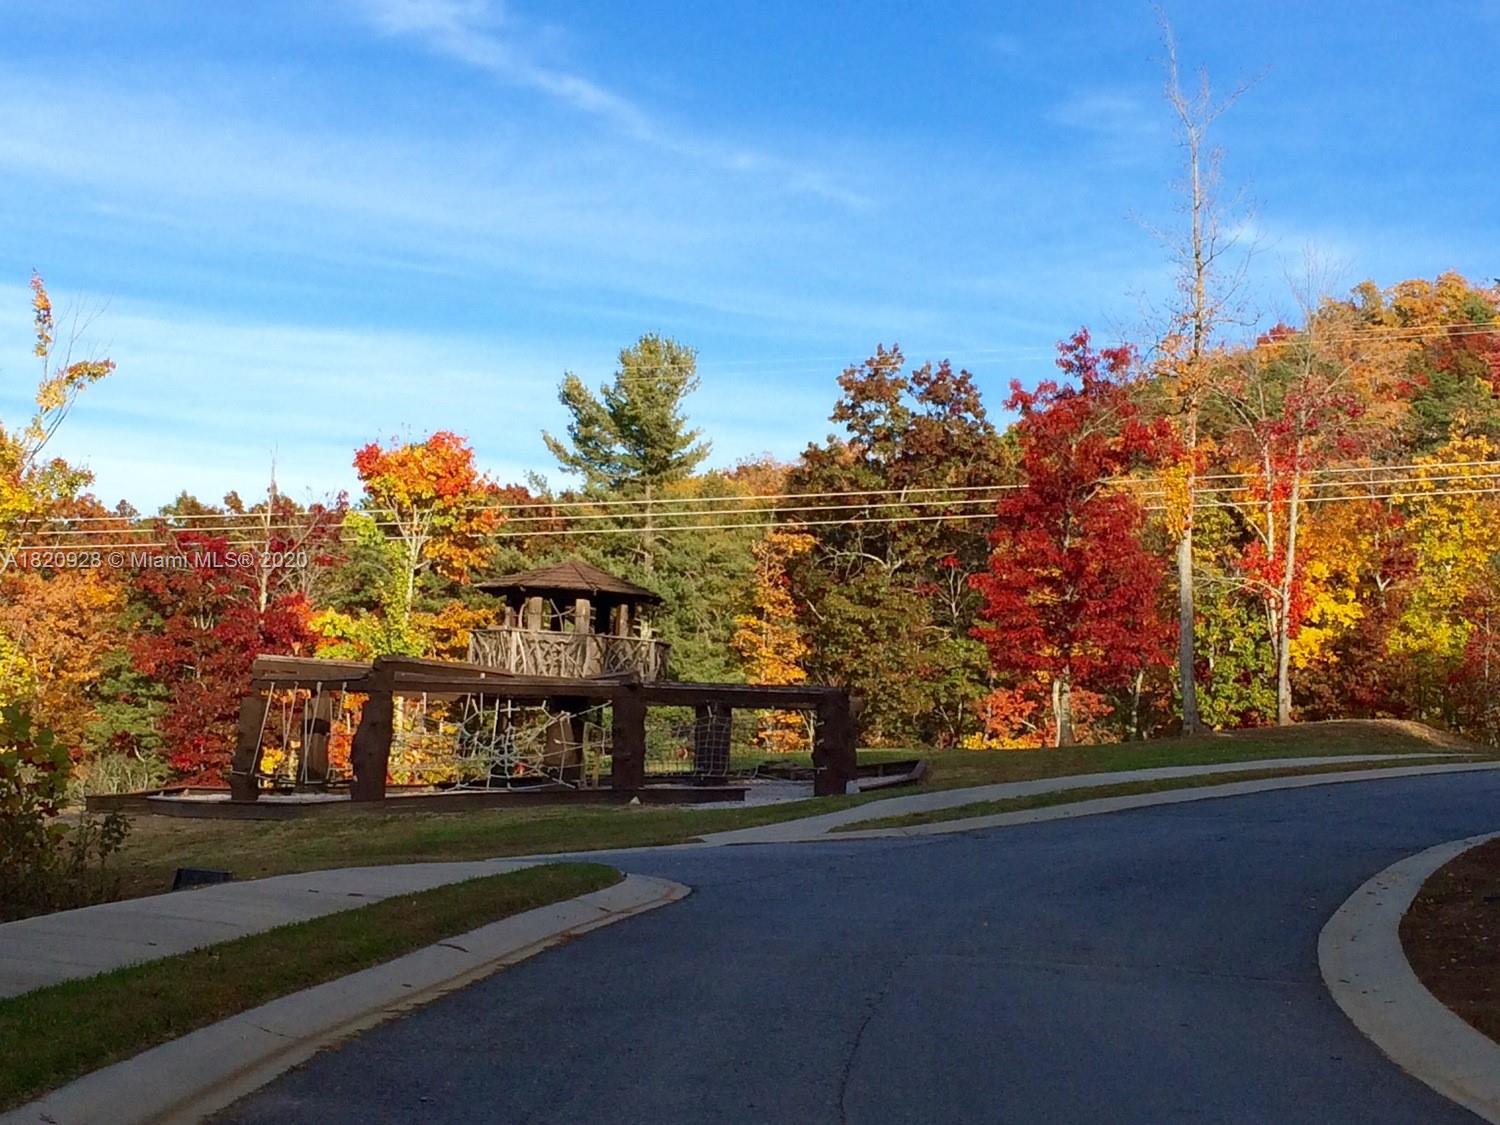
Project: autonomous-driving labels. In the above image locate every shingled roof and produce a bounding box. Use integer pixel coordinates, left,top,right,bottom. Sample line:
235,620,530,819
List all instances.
474,559,663,603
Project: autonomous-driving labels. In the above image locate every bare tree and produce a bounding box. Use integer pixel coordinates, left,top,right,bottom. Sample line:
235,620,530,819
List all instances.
1155,9,1255,734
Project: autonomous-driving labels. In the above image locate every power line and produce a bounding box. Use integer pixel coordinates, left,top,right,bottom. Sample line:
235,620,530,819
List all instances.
35,456,1500,528
20,475,1500,555
26,462,1500,542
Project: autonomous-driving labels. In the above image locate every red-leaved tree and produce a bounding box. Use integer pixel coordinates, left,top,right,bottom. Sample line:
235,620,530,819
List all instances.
972,330,1175,745
130,533,314,781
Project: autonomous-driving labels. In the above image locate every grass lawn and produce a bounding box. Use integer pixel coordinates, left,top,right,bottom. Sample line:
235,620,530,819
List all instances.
837,754,1473,831
107,719,1483,902
0,862,619,1112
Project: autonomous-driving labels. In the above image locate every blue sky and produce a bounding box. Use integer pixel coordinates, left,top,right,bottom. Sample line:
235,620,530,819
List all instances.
2,0,1496,509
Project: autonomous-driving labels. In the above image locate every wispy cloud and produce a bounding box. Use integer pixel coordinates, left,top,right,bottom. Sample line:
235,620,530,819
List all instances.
986,33,1024,59
357,0,656,138
1047,90,1165,165
347,0,871,208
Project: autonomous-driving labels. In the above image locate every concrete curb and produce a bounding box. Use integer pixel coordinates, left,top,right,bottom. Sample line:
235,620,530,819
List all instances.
1318,832,1500,1124
799,761,1500,843
2,873,689,1125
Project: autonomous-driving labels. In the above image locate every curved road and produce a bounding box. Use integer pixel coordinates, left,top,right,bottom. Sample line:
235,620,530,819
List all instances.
220,772,1500,1123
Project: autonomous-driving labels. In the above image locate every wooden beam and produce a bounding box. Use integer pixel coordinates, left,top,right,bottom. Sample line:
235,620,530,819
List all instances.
641,681,839,710
250,654,375,691
385,673,621,699
252,654,372,679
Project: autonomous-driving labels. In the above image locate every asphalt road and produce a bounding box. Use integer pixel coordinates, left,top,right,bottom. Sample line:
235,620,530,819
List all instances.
219,772,1500,1124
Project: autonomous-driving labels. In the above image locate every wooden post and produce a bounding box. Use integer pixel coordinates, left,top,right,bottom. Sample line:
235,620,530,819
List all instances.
813,691,858,797
573,597,592,633
228,692,270,801
610,682,646,791
350,664,394,801
525,595,545,631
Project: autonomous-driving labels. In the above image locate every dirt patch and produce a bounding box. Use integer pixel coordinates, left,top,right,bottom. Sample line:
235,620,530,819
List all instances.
1400,836,1500,1044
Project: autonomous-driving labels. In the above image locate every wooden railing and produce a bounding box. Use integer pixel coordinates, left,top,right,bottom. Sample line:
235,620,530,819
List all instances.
467,627,671,682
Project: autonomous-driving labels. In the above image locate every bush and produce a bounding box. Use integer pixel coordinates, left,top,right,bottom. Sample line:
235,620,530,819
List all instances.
72,751,171,797
0,705,131,921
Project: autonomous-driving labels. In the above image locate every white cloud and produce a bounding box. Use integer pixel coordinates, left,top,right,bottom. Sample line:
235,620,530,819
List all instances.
1047,90,1165,163
345,0,872,208
355,0,657,138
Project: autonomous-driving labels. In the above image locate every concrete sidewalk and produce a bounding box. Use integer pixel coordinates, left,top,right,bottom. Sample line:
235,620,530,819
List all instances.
700,752,1472,844
2,874,689,1125
0,858,534,998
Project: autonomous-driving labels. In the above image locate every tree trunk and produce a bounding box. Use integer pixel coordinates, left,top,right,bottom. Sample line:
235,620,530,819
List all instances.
1130,668,1145,741
1176,527,1201,734
1052,674,1075,747
642,480,656,578
1275,474,1303,726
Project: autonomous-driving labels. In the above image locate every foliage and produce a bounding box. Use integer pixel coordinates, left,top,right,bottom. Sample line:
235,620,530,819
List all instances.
0,275,113,567
129,535,315,781
732,529,814,751
543,333,709,495
0,704,130,921
786,345,1010,746
322,435,508,661
972,331,1174,745
0,567,125,753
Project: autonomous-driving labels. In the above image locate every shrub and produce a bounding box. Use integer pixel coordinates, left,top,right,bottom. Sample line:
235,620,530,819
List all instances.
0,705,130,921
72,751,171,797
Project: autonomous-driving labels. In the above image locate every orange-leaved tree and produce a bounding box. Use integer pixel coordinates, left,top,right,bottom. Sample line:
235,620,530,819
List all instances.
317,432,505,659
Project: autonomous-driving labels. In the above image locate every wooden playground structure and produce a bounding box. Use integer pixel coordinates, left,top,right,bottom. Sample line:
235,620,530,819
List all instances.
226,654,858,803
212,561,859,810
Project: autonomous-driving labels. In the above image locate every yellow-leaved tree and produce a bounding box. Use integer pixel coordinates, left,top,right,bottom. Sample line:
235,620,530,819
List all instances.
732,529,814,752
0,275,113,568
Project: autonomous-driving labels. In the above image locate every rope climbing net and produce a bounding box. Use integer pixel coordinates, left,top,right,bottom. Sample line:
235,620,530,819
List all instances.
251,685,614,790
387,695,613,789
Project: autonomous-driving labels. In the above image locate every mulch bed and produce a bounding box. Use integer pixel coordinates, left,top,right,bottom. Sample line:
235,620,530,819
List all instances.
1400,836,1500,1044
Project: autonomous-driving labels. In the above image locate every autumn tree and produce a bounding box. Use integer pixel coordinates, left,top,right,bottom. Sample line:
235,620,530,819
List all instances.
0,274,114,572
316,432,505,659
787,347,1009,745
1386,435,1500,709
0,566,124,753
223,478,347,610
1212,323,1366,725
732,529,815,751
129,533,315,781
972,331,1174,746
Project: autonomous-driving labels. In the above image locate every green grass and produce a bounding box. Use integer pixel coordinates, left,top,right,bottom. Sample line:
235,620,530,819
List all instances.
107,719,1483,902
838,755,1472,831
0,862,619,1111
